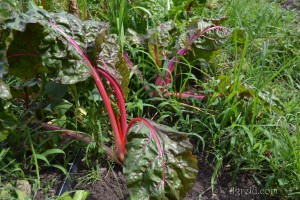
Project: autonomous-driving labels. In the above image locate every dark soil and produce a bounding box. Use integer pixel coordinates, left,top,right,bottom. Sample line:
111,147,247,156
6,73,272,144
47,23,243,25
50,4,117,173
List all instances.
183,155,277,200
75,166,129,200
34,171,63,199
282,0,300,9
51,154,276,200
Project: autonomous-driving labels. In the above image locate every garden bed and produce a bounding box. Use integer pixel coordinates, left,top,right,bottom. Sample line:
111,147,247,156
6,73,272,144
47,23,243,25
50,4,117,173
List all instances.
1,0,299,199
35,154,276,200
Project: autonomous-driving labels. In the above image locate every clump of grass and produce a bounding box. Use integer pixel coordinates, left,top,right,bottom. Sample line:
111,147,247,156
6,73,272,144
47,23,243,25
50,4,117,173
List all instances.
185,0,300,197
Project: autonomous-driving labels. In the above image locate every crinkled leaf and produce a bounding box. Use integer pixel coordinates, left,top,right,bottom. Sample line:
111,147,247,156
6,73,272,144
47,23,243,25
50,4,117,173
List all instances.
10,78,41,100
1,7,108,84
0,100,17,142
0,30,13,78
84,21,109,62
127,21,176,67
0,80,11,99
115,58,130,98
148,21,177,48
95,35,120,77
95,34,130,98
178,18,231,62
0,1,20,19
127,28,146,46
7,23,47,80
124,119,197,200
40,11,96,84
127,21,177,49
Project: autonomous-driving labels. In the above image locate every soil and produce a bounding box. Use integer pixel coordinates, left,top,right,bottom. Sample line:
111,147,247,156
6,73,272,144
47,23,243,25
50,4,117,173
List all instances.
282,0,300,9
34,154,277,200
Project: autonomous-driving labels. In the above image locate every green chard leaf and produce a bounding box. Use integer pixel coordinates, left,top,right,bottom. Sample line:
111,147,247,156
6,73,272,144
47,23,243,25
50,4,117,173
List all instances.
0,30,12,79
124,119,197,200
7,22,47,80
95,33,130,98
178,18,231,62
0,6,108,84
127,20,177,49
0,80,12,99
127,21,177,67
0,100,17,142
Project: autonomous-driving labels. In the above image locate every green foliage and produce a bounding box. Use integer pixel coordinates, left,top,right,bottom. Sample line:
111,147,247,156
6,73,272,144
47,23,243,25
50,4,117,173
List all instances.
0,100,16,142
95,33,130,98
124,119,197,200
1,7,108,85
57,190,90,200
0,0,299,199
0,80,11,99
0,181,31,200
130,0,171,21
0,30,12,78
41,0,69,12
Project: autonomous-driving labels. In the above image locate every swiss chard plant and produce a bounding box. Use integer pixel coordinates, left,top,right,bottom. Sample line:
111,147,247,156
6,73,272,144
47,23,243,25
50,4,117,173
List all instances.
126,17,233,99
0,3,200,199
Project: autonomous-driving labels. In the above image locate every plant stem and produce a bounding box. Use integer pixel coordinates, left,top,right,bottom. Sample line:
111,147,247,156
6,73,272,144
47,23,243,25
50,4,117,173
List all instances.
27,129,40,189
155,26,228,88
96,68,127,149
40,123,122,164
49,21,125,161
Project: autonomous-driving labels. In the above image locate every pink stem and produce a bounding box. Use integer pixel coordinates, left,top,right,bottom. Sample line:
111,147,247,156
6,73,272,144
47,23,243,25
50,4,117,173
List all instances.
126,117,166,183
49,21,125,161
164,92,206,99
7,52,39,58
164,92,253,99
155,26,228,88
41,123,93,143
41,123,122,164
96,68,127,147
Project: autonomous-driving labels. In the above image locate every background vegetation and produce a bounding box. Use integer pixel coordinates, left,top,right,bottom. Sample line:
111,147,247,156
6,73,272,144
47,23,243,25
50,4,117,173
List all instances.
0,0,299,199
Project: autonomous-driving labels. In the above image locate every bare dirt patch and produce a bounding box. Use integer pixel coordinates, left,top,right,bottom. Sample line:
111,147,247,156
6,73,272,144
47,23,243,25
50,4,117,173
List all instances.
70,154,277,200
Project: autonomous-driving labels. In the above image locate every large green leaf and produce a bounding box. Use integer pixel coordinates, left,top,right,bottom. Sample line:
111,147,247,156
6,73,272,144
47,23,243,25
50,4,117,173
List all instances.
0,30,12,79
178,18,231,62
7,23,47,80
0,6,108,84
0,100,17,142
95,33,130,98
127,20,177,69
0,80,11,99
127,20,177,49
124,119,197,200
